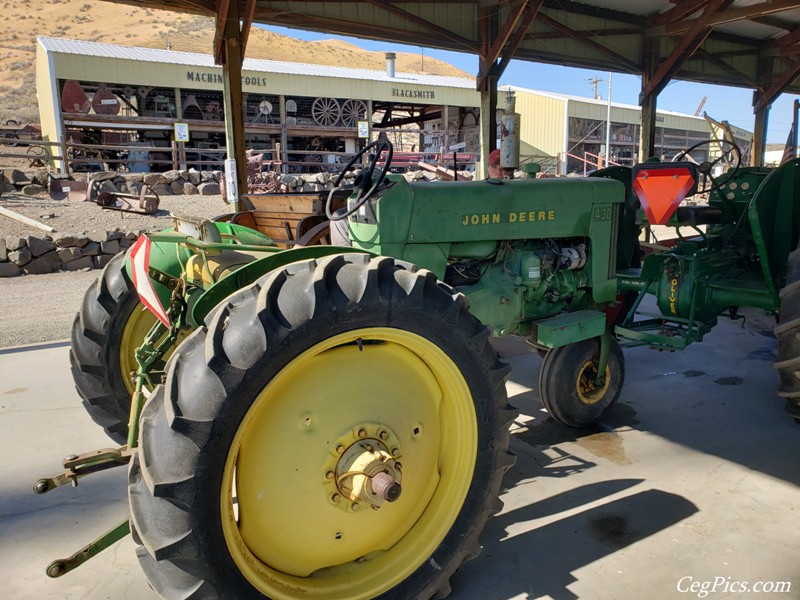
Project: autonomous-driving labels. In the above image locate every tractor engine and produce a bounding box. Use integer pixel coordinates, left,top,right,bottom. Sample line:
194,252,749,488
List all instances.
447,238,591,336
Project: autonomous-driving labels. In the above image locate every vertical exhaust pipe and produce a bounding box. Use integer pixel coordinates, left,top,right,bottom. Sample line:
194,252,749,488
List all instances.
385,52,396,78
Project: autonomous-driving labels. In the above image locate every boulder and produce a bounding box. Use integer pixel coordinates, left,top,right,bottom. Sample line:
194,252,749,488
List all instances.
117,182,129,194
6,237,26,251
0,262,20,277
0,238,6,261
63,256,94,271
128,181,144,196
101,239,120,255
32,168,49,186
119,237,133,250
279,174,297,187
10,169,31,186
144,173,165,187
58,247,82,263
22,184,47,195
22,259,54,275
87,229,109,243
89,172,117,183
316,172,331,184
183,182,199,195
81,241,101,257
53,232,89,248
198,181,220,195
100,180,118,194
123,173,144,183
187,169,201,186
93,254,114,269
108,230,125,241
170,181,185,195
24,253,58,275
1,181,14,193
26,236,55,257
9,247,32,266
162,169,182,183
152,183,173,196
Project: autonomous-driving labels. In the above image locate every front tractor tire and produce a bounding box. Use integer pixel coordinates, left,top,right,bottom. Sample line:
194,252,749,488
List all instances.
538,337,625,428
70,252,152,443
776,242,800,420
128,253,516,600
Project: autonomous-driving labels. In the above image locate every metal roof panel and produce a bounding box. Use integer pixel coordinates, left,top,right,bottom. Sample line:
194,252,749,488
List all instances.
37,36,475,89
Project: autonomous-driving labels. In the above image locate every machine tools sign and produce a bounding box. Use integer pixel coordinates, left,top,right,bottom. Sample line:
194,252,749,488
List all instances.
462,210,556,226
186,71,268,87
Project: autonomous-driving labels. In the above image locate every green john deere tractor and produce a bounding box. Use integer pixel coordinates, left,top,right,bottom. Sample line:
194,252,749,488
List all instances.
40,138,799,599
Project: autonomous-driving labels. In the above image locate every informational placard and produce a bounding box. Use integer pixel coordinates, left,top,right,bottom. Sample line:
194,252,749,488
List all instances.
224,158,238,203
357,121,369,138
449,142,466,151
174,122,190,143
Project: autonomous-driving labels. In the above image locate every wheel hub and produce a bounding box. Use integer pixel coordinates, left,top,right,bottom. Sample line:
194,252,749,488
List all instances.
576,360,611,405
326,424,403,511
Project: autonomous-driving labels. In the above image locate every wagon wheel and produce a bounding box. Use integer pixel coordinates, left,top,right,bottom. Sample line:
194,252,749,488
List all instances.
27,145,49,168
312,97,341,127
341,99,368,127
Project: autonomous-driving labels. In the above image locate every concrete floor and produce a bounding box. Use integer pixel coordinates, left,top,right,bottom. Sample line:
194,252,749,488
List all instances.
1,310,798,600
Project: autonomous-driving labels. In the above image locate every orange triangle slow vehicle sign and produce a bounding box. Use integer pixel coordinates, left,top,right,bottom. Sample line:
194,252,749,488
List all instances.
632,167,696,225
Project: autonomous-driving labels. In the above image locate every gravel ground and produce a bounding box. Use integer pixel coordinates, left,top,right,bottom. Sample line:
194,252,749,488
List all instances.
0,191,232,239
0,269,99,347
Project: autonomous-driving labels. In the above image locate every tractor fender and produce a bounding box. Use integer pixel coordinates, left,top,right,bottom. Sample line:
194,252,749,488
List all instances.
124,222,277,321
191,246,372,326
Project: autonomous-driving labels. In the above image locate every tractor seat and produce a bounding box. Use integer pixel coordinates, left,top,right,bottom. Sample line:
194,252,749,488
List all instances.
675,206,723,227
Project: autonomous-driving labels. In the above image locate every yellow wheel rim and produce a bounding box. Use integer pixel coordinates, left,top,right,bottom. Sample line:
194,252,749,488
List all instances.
119,303,159,396
221,327,478,600
118,303,186,396
576,359,611,405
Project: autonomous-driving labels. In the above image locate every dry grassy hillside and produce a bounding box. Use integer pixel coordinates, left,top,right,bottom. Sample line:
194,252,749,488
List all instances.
0,0,471,124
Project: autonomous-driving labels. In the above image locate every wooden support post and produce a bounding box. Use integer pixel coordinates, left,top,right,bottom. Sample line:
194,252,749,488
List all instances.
442,104,450,154
477,5,498,178
639,95,657,162
174,88,183,121
367,99,374,143
279,94,288,174
639,38,658,163
171,140,178,170
752,93,769,167
219,1,247,211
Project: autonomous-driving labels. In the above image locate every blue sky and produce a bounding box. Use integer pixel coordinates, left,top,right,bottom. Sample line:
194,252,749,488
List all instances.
263,25,798,145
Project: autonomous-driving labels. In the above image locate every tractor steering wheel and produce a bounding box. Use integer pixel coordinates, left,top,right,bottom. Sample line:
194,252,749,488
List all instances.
673,139,741,194
326,139,393,221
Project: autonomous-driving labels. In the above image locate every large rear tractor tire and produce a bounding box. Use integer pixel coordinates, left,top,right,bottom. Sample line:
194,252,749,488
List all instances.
70,251,156,443
538,337,625,428
776,243,800,420
128,253,516,600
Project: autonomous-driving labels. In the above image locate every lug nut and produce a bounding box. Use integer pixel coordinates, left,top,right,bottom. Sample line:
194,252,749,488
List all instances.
331,493,340,503
325,471,334,480
64,454,78,461
336,444,345,454
391,448,400,457
379,431,388,440
358,429,367,438
351,503,360,511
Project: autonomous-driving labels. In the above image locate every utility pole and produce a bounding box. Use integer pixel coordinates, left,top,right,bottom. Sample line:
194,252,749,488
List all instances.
588,76,603,100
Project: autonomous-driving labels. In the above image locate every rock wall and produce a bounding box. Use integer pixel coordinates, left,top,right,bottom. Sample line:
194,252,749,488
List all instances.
0,229,138,277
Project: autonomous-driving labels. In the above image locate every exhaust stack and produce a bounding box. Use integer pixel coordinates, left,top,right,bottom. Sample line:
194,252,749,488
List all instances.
385,52,396,78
